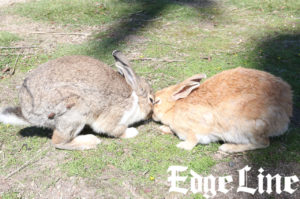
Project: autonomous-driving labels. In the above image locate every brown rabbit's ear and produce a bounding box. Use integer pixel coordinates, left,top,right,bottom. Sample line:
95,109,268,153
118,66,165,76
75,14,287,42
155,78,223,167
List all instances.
112,50,138,90
183,73,207,84
172,73,206,101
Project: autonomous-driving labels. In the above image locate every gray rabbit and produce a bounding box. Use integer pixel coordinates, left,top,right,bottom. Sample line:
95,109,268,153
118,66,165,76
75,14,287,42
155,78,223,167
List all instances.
0,51,153,150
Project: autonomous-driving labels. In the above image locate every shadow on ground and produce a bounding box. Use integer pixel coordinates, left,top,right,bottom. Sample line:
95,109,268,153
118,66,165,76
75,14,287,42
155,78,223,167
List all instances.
18,117,153,140
19,126,52,138
89,0,219,59
255,33,300,109
18,126,104,139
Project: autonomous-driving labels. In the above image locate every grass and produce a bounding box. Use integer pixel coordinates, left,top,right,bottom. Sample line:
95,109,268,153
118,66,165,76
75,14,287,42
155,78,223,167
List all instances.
0,31,20,46
0,52,49,75
227,0,300,13
61,126,219,177
0,125,49,176
8,0,138,26
0,31,21,71
247,127,300,166
59,126,219,198
0,31,49,73
8,0,223,26
1,192,21,199
0,0,299,198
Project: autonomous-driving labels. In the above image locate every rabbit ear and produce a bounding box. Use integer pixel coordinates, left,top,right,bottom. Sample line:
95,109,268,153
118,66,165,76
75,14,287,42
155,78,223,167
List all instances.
171,83,200,101
112,51,138,90
183,73,207,84
172,74,206,101
112,50,130,66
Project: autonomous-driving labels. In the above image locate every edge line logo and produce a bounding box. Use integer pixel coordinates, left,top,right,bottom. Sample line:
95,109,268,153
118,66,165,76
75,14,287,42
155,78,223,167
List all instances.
167,165,299,198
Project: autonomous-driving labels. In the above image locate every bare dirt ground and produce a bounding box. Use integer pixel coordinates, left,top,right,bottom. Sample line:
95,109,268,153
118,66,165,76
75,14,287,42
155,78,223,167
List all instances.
0,144,142,198
0,14,97,54
210,153,300,199
0,0,28,7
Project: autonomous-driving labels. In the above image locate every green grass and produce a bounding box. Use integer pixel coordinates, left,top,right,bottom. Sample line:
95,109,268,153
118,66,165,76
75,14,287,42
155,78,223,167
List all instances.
8,0,137,26
59,126,219,198
247,128,300,166
7,0,223,26
0,31,20,46
0,52,49,73
0,125,49,176
1,192,21,199
227,0,300,13
62,126,219,179
0,31,49,72
0,31,19,71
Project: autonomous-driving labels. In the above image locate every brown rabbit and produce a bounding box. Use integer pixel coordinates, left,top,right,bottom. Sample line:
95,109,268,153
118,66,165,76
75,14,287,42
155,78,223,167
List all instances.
152,67,292,153
0,51,153,150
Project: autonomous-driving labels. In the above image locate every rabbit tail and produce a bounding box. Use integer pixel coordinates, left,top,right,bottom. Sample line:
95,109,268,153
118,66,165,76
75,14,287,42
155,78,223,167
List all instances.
0,106,30,126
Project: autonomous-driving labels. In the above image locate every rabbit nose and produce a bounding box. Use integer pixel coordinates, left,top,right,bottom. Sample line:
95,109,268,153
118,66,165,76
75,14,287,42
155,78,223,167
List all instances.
152,113,158,122
147,110,153,119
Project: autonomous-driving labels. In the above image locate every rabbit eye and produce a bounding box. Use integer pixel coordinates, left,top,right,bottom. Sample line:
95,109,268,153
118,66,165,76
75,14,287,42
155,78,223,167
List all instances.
153,98,161,105
149,96,154,104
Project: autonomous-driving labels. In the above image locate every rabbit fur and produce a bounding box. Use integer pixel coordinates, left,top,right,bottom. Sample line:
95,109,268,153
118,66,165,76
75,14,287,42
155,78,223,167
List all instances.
152,67,292,153
0,51,153,150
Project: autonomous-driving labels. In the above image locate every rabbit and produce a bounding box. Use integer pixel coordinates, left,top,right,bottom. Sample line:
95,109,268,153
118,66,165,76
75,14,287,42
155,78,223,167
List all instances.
152,67,292,153
0,50,154,150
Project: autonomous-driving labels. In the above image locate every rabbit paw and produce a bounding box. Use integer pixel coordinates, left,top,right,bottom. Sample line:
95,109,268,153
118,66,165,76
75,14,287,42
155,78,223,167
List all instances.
122,127,139,139
219,144,233,153
176,141,196,150
54,134,101,150
219,143,268,153
159,125,172,134
76,134,102,146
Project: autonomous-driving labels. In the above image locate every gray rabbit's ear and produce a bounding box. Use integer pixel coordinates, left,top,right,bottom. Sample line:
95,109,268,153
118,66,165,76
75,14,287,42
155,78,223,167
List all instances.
112,50,138,90
112,50,130,67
